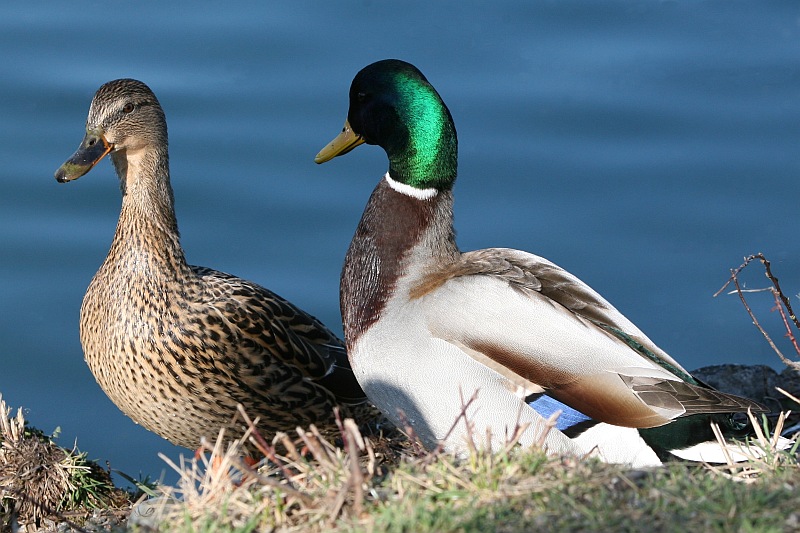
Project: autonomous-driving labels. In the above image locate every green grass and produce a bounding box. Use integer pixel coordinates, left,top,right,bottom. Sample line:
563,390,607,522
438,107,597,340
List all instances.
128,408,799,533
348,445,799,533
3,392,798,533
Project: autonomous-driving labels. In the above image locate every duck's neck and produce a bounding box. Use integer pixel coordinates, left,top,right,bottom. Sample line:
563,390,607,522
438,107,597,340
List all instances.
105,147,189,278
340,174,459,345
387,89,458,193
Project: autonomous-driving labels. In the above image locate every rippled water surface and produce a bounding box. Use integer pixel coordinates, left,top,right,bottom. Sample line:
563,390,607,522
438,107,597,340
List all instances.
1,2,799,482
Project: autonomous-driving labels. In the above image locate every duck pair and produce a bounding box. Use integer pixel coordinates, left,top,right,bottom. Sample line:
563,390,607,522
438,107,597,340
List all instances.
55,60,767,466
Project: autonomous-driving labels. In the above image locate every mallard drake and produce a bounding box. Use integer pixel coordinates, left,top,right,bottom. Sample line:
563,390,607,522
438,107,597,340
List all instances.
315,59,768,466
54,79,367,449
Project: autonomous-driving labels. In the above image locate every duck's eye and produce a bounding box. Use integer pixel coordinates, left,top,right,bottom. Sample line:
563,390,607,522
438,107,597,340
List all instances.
356,92,367,103
122,103,135,114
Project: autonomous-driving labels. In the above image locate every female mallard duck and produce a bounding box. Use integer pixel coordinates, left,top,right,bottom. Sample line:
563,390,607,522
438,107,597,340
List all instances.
315,59,768,466
54,79,366,449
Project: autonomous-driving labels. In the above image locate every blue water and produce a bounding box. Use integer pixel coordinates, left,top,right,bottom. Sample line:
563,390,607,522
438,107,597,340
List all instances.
1,2,798,484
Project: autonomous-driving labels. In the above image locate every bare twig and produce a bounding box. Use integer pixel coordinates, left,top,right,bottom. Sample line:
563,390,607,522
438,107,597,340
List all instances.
415,389,481,465
235,404,298,487
717,253,800,370
714,254,759,298
731,273,788,361
772,290,800,357
534,411,560,451
758,253,800,330
234,404,269,455
458,388,479,457
394,410,427,457
296,426,335,471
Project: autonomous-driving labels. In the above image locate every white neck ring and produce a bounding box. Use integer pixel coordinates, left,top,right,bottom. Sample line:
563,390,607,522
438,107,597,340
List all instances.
385,172,438,200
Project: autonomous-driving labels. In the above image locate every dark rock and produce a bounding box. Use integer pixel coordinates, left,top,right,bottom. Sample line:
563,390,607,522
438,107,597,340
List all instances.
691,364,779,406
692,363,800,412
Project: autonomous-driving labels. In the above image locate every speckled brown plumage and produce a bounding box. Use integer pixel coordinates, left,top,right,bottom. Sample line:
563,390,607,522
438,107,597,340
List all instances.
55,79,367,449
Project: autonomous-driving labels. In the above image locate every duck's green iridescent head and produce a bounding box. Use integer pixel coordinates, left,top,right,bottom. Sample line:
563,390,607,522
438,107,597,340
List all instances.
316,59,458,191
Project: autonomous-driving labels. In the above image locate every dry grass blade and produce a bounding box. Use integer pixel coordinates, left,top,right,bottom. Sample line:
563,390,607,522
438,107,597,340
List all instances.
745,408,769,449
710,422,737,468
0,395,120,532
777,387,800,406
148,427,271,531
132,397,800,532
344,419,366,518
705,404,798,485
144,407,388,531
